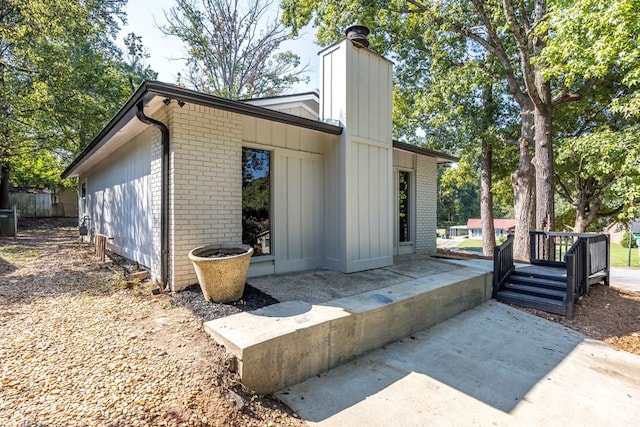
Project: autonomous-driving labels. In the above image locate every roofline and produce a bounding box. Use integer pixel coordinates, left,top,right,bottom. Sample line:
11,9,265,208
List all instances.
62,81,342,178
240,91,319,102
392,141,459,163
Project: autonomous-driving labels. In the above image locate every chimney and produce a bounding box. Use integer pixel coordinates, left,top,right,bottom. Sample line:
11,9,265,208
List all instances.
345,24,370,48
319,26,394,273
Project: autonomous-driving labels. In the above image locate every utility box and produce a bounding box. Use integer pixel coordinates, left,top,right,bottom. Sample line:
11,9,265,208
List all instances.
0,207,17,237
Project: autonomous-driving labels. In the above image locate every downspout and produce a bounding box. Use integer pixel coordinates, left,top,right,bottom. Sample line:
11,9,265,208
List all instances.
136,101,169,290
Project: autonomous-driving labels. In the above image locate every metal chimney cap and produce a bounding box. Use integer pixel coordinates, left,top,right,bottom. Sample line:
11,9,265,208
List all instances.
345,24,370,48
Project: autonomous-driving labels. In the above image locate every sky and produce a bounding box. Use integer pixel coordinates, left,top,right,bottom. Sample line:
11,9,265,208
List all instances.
117,0,321,93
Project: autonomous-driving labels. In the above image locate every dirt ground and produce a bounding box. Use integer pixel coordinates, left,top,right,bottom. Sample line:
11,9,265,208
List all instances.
1,221,639,426
1,219,304,427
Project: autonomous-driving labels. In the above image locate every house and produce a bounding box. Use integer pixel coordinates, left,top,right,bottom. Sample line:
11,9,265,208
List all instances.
467,218,516,240
61,26,457,292
604,219,640,244
447,225,469,239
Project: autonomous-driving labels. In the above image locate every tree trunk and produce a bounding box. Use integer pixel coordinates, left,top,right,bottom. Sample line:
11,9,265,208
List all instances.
531,0,555,234
481,140,496,256
0,160,10,209
533,90,555,233
574,197,600,233
511,104,536,260
574,212,587,233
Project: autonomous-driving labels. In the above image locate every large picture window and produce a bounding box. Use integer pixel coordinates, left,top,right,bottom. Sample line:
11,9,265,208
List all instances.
242,148,271,255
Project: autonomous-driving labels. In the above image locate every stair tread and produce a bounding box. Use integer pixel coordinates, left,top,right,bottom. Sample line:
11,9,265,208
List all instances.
496,290,567,316
508,274,566,289
504,283,566,299
516,266,567,281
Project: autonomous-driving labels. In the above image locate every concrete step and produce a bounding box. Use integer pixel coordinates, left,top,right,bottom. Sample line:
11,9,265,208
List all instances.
204,267,492,394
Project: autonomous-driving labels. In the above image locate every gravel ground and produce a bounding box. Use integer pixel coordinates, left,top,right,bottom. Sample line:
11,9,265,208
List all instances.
0,219,303,427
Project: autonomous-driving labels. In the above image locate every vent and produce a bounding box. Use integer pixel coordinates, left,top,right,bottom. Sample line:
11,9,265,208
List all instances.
345,25,370,48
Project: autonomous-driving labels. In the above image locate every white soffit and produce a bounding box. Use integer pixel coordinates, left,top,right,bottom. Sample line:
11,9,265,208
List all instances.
72,96,166,176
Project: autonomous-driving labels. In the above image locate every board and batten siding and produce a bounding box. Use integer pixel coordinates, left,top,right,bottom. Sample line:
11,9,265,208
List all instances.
242,115,333,276
320,38,394,273
81,127,154,269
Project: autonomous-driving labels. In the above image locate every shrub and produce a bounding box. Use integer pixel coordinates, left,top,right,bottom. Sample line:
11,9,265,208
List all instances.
620,231,638,248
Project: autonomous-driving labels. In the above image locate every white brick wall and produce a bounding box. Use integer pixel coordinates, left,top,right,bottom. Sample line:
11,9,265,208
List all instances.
415,155,438,254
169,103,243,291
149,109,170,286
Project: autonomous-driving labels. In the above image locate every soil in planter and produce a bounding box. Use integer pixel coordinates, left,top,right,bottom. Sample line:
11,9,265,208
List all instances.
199,248,248,258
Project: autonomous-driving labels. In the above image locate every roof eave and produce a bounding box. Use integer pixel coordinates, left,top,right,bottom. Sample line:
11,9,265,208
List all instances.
62,81,343,178
392,140,459,163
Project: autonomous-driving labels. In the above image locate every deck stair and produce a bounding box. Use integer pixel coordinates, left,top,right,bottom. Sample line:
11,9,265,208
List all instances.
493,232,610,319
496,266,568,316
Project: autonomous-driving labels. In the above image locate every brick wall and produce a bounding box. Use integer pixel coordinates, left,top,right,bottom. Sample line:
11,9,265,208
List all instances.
169,103,243,291
150,109,167,286
415,155,438,254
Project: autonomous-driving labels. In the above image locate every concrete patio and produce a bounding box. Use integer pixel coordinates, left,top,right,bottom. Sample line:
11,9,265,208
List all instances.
277,300,640,426
203,254,493,394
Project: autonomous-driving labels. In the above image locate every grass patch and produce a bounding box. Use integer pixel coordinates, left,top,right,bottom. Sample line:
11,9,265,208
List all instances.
456,239,483,252
610,243,640,268
452,239,639,268
0,245,39,261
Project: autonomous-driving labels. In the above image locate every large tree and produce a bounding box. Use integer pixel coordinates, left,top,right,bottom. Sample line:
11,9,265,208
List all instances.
540,0,640,229
161,0,309,99
282,0,602,259
0,0,135,207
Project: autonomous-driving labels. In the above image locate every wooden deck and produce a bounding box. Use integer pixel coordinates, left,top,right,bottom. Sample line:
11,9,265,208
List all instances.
493,231,610,319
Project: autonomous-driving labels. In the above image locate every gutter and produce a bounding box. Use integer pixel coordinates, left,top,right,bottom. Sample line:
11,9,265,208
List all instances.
135,101,169,290
61,80,342,178
393,140,459,163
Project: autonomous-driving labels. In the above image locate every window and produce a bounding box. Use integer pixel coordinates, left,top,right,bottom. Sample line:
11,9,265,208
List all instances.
80,181,87,217
242,148,271,255
399,171,411,242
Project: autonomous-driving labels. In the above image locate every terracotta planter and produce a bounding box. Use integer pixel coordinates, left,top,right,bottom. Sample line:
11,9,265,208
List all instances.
188,243,254,303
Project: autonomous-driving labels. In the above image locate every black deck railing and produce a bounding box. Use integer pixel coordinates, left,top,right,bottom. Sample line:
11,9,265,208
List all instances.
530,231,609,277
530,231,610,271
492,234,514,298
494,231,610,319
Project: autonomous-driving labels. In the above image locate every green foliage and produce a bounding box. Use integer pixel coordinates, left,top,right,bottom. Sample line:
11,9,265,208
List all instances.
122,32,159,86
540,0,640,118
541,1,640,230
0,0,157,205
438,163,479,227
162,0,309,99
621,231,639,249
555,126,640,229
282,0,640,235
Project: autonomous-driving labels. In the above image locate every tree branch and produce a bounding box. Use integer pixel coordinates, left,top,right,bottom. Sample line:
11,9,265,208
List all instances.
551,78,597,106
501,0,541,107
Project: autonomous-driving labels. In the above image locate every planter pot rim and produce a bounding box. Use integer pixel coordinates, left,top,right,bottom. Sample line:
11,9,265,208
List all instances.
188,243,254,261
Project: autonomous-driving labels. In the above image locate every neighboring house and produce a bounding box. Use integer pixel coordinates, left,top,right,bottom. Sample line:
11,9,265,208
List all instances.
604,219,640,244
467,218,516,240
61,27,457,292
448,225,468,239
